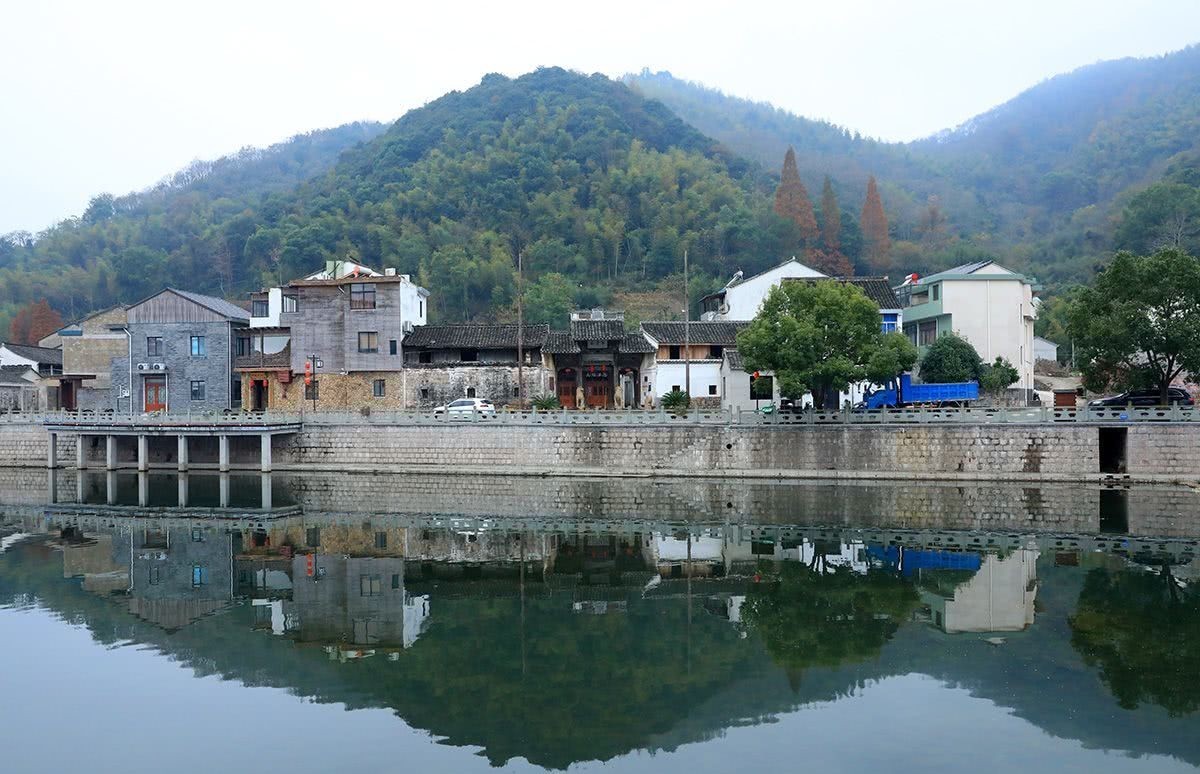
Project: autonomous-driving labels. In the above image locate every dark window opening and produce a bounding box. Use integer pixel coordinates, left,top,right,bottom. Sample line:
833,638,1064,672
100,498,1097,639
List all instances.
375,531,388,549
235,336,250,357
373,379,386,398
709,345,723,359
391,573,401,590
190,380,206,401
668,345,681,360
146,336,163,357
708,384,717,396
358,331,378,353
420,388,429,399
251,300,269,318
1099,427,1127,474
389,339,398,355
466,387,477,398
418,351,432,363
460,349,478,362
306,527,321,547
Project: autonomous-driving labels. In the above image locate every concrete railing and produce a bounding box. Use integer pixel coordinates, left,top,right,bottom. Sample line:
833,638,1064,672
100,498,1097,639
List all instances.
8,403,1200,427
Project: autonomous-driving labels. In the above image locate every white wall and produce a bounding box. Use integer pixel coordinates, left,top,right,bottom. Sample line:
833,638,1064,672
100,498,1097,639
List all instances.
932,550,1039,633
943,279,1036,389
398,277,428,328
0,346,39,369
719,260,825,321
250,287,283,329
649,360,723,400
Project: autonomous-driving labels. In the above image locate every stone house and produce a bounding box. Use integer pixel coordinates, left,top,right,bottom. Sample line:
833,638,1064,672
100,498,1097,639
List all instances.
0,342,64,410
264,262,429,411
54,305,129,411
402,323,552,408
0,365,40,412
111,288,250,414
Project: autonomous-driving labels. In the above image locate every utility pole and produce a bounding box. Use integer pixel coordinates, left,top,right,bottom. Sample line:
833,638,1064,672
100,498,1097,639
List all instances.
517,249,524,408
683,248,691,397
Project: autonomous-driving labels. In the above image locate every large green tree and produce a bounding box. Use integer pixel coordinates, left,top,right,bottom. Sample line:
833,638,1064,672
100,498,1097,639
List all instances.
736,281,916,408
523,272,574,329
918,332,982,383
1066,248,1200,402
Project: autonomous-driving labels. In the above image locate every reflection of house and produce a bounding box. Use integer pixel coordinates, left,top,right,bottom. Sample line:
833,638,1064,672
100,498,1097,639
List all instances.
545,310,654,409
923,550,1039,633
53,305,128,411
288,555,429,647
112,288,250,413
897,261,1038,390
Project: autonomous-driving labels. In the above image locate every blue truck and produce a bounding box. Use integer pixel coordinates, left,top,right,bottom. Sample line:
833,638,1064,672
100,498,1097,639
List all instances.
861,372,979,409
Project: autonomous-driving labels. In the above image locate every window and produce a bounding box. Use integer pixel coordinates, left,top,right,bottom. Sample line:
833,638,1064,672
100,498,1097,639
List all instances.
419,300,424,318
231,376,242,408
420,388,429,399
513,386,520,397
305,527,321,547
708,384,717,396
709,345,723,359
148,566,161,585
389,339,398,355
282,294,298,313
391,573,401,590
146,336,163,357
305,381,319,401
235,336,250,356
672,385,681,392
918,320,938,346
418,351,432,364
350,283,377,310
358,331,378,353
190,380,206,401
932,284,941,301
466,387,476,398
192,565,207,587
360,574,382,596
251,299,269,318
190,336,206,356
881,313,899,334
460,349,478,362
374,531,388,549
668,345,681,360
751,374,773,400
373,379,386,398
191,527,203,542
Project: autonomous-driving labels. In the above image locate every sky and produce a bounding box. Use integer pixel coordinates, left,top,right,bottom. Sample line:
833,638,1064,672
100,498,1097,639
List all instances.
3,0,1199,234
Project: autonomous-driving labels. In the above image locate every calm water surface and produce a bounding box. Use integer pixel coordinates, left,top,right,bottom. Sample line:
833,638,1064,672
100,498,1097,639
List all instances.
1,472,1197,773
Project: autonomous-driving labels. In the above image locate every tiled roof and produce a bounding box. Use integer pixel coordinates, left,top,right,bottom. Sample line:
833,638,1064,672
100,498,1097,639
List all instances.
170,289,251,322
403,324,550,349
783,276,901,309
640,321,748,346
618,333,655,354
1,342,63,366
570,319,625,341
543,332,580,354
725,349,745,370
0,365,36,385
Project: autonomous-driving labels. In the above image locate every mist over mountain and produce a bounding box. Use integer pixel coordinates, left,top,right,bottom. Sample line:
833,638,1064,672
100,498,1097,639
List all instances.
4,46,1200,333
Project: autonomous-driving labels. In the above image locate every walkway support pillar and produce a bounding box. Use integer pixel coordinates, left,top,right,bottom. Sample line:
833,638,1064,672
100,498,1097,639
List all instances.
137,435,148,472
76,434,87,470
219,434,230,473
106,435,117,471
260,432,272,473
46,432,57,469
137,471,148,507
219,473,230,508
177,473,189,508
177,435,189,472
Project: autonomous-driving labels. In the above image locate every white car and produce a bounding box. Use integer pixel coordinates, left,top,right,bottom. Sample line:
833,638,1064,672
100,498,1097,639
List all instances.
433,398,496,418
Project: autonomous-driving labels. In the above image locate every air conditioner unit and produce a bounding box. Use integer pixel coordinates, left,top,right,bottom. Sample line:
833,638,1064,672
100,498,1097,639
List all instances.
152,363,166,371
136,363,150,371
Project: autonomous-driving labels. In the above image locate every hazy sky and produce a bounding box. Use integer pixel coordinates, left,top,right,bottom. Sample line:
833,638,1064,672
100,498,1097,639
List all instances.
3,0,1199,233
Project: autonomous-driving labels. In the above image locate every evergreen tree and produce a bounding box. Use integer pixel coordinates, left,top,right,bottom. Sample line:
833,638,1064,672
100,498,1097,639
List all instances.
773,147,818,243
860,175,891,271
820,175,841,253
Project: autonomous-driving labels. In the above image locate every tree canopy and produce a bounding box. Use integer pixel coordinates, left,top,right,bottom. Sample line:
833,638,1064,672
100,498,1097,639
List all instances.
918,333,982,383
1066,248,1200,401
736,281,916,408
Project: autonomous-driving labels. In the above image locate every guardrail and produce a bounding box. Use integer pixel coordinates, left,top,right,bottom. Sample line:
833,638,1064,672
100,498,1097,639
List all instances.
5,404,1200,427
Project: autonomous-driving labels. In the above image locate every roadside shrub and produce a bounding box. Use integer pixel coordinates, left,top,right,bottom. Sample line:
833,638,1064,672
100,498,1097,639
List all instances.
660,390,690,414
531,394,560,410
979,357,1020,393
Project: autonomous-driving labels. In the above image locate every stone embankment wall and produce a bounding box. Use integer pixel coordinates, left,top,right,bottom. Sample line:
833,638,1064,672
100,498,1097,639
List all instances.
3,419,1200,483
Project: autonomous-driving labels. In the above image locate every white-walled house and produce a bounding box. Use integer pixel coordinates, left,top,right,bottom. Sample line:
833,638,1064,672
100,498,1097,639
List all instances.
700,258,826,321
1034,336,1059,363
897,261,1038,390
640,321,746,406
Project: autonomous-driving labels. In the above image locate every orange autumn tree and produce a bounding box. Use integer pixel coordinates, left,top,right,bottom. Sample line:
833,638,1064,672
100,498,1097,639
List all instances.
811,176,853,276
8,299,64,345
773,147,819,245
861,175,891,271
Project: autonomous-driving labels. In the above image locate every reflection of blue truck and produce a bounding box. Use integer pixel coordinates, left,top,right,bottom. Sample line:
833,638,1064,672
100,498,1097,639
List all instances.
862,372,979,409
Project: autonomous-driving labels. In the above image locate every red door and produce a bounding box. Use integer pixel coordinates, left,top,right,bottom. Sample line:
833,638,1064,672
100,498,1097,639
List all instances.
557,370,576,408
144,376,166,413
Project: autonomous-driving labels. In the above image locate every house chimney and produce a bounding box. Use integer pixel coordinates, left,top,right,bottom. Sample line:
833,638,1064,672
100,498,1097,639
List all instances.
384,268,397,277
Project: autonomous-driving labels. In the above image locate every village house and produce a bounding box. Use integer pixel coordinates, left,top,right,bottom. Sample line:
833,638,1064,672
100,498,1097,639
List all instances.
53,304,129,411
896,260,1038,391
640,321,746,408
402,322,551,408
544,310,655,409
0,341,64,410
261,261,429,411
0,365,41,412
111,288,250,414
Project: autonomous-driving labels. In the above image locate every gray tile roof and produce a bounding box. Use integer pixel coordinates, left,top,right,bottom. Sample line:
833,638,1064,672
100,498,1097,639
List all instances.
1,342,63,366
725,349,745,370
783,276,901,309
618,333,655,354
170,289,251,322
543,332,580,354
403,324,550,350
640,321,748,346
0,365,36,385
570,319,625,341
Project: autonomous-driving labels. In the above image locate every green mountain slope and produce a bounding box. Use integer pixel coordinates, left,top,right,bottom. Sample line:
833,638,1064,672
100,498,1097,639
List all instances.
627,45,1200,287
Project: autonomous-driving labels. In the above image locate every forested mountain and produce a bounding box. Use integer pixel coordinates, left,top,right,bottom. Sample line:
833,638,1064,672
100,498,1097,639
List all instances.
6,48,1200,336
627,45,1200,287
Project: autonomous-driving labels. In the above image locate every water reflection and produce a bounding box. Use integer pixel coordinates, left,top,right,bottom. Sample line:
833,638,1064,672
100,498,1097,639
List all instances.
1,476,1199,770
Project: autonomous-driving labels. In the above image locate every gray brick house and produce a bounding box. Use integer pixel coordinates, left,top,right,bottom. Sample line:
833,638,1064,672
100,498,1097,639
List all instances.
111,288,249,414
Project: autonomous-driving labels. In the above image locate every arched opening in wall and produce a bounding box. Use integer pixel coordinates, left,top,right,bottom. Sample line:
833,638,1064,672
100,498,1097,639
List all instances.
1099,427,1127,474
466,387,476,398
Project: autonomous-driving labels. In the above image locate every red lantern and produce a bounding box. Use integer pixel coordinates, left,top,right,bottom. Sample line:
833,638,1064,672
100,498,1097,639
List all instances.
304,360,313,386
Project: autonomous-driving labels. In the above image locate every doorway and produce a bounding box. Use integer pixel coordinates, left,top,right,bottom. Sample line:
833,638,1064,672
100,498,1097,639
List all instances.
251,379,269,411
144,376,166,413
1099,427,1127,474
60,380,77,411
557,368,577,408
